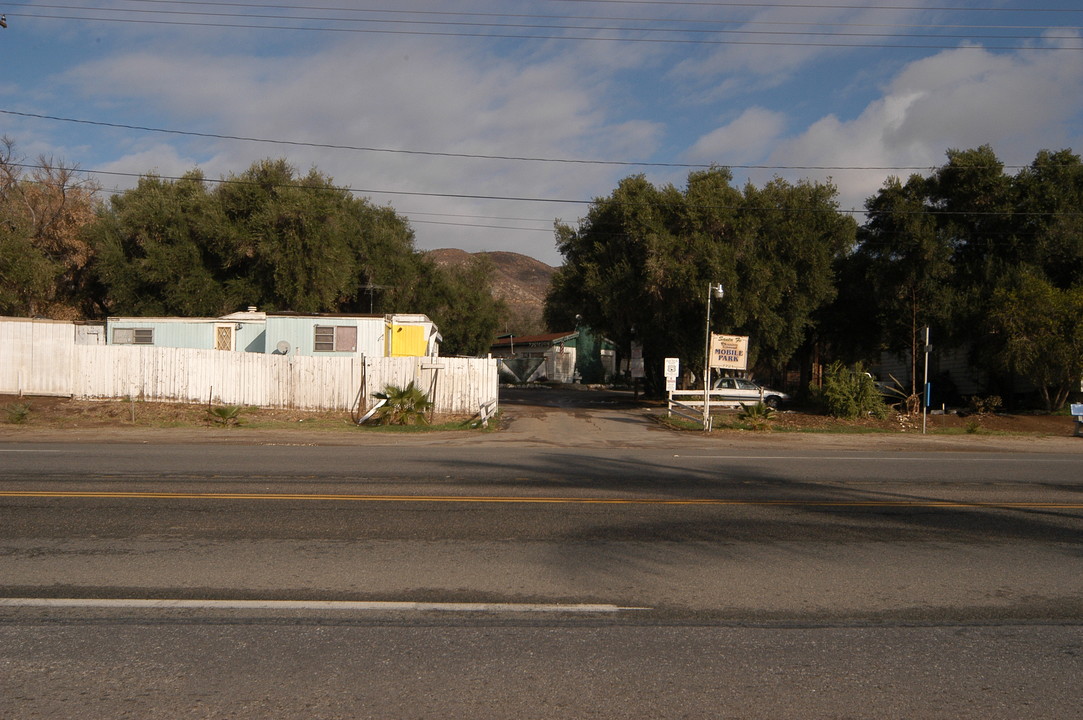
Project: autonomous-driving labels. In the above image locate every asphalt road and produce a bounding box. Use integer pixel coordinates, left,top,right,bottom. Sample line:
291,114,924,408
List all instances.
2,389,1082,718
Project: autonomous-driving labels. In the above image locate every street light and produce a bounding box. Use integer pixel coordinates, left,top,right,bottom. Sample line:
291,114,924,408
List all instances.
703,283,724,431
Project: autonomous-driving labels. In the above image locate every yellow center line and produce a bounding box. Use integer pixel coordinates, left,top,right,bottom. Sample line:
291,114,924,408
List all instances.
1,490,1081,509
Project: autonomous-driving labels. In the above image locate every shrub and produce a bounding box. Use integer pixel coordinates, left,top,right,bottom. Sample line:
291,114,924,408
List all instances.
370,382,434,426
4,403,31,424
967,395,1003,416
738,401,775,430
819,362,888,420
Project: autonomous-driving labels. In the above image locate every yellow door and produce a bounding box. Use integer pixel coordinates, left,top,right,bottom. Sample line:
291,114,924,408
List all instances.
390,324,426,356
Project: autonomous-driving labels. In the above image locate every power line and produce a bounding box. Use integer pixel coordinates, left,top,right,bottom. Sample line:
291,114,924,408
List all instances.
6,2,1079,41
1,109,1054,172
9,160,1081,220
6,161,593,205
5,9,1080,49
410,219,555,232
406,210,556,224
542,0,1081,12
109,0,1083,31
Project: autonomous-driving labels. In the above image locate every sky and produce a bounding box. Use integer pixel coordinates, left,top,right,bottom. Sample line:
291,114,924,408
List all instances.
1,1,1081,266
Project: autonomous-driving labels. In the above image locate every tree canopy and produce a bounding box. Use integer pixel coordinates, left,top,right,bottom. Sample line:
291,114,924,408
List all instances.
0,137,100,319
546,168,856,392
5,140,1081,407
547,147,1082,409
834,145,1083,409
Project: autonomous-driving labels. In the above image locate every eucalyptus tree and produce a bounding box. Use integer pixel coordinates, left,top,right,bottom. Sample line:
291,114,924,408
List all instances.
927,145,1015,344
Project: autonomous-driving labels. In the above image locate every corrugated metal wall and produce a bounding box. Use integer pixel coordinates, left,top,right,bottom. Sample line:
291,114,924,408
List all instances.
0,319,498,414
0,318,76,396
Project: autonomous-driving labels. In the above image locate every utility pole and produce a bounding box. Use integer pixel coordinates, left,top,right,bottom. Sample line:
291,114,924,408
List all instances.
922,326,931,434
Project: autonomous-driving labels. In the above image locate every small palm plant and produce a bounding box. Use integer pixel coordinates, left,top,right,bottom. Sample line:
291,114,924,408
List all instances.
207,405,243,426
371,382,434,426
738,401,775,431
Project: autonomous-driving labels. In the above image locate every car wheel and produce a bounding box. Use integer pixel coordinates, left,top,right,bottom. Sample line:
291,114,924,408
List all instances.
764,396,781,409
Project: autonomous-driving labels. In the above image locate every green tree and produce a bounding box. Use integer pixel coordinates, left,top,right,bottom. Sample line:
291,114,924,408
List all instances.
856,174,952,394
988,271,1083,411
1011,149,1083,289
214,159,362,313
87,158,504,352
86,171,233,316
731,177,856,373
545,174,697,391
546,170,854,393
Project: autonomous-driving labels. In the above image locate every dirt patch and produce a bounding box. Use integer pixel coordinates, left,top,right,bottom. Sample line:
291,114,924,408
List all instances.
764,408,1074,437
0,392,1077,446
0,395,470,434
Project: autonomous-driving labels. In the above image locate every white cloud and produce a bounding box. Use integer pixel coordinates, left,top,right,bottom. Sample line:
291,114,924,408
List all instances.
15,3,1082,269
55,35,660,264
670,4,929,100
684,107,787,165
759,39,1083,210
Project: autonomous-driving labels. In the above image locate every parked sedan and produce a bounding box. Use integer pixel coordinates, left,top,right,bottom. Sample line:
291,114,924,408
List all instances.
712,377,790,408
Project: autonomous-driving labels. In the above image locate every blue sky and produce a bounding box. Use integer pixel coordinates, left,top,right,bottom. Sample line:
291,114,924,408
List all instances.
2,1,1081,265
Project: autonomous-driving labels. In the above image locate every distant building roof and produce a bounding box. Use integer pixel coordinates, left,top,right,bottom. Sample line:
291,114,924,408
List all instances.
491,331,576,348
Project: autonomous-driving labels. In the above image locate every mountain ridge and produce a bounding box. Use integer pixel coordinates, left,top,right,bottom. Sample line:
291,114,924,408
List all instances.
426,249,557,336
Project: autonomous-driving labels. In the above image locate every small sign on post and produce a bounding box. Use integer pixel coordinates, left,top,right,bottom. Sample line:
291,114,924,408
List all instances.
664,357,680,393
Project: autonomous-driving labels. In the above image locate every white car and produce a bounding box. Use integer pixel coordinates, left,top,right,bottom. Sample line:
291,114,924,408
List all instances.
712,377,790,408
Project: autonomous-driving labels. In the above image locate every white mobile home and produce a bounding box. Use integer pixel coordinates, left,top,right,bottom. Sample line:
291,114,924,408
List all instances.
105,309,440,358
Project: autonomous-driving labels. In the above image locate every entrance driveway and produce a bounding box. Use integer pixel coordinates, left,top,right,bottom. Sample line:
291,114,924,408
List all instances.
495,386,671,448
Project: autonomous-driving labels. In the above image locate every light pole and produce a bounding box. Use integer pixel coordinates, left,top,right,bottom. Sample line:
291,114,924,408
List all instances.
703,283,724,431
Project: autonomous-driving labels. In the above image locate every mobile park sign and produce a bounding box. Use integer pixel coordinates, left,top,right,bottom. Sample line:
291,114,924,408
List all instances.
709,334,749,371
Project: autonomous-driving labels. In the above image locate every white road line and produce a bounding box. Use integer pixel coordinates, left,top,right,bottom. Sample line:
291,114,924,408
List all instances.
0,598,649,613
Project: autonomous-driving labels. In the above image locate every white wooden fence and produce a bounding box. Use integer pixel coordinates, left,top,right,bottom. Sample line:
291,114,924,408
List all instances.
0,318,497,414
